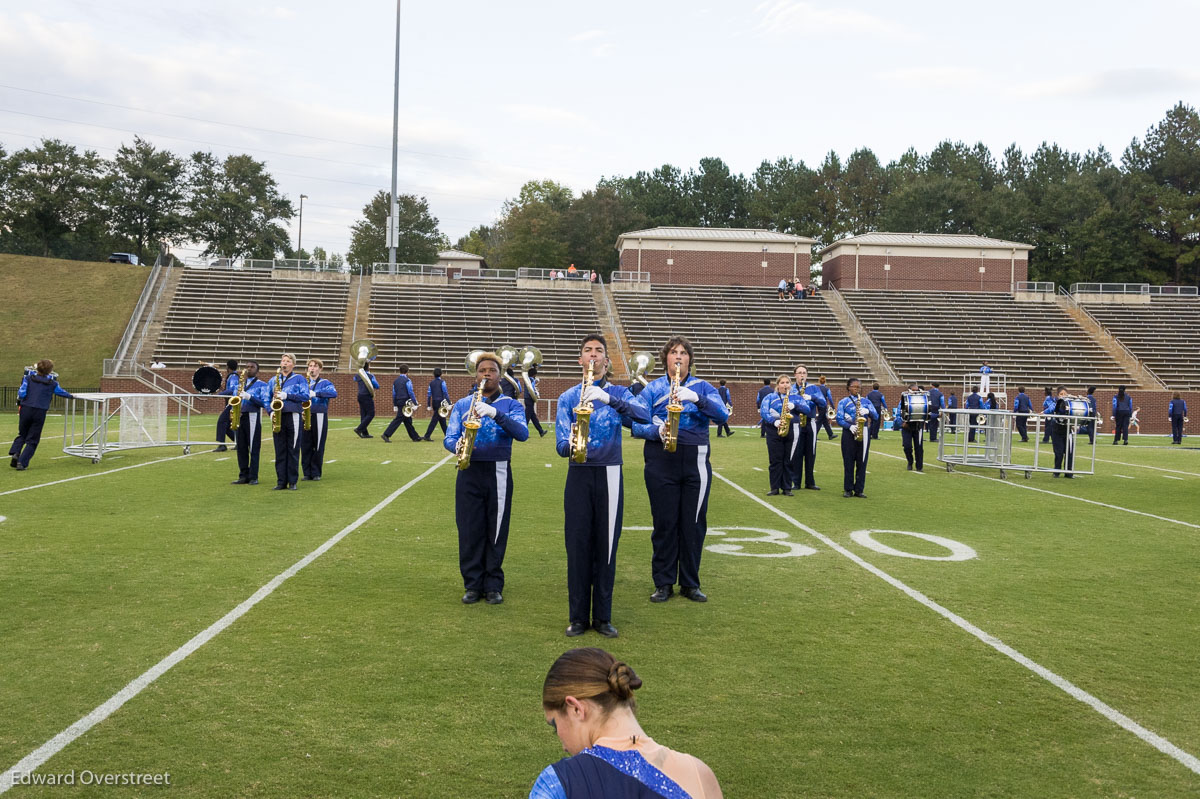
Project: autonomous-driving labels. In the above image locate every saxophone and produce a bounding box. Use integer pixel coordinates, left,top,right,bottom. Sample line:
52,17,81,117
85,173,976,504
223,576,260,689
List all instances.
455,383,485,470
797,389,808,428
271,372,284,434
854,394,866,442
302,375,313,431
228,368,247,432
569,360,595,463
662,363,684,453
777,390,792,437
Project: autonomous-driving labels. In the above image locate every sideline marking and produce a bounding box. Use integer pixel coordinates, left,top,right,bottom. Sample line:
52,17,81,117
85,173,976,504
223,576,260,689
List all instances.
713,470,1200,777
0,452,203,498
818,439,1200,531
0,454,453,794
1114,474,1134,479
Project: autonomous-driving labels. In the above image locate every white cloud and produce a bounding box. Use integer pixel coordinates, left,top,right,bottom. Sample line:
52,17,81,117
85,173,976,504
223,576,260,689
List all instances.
753,0,914,40
1011,68,1200,100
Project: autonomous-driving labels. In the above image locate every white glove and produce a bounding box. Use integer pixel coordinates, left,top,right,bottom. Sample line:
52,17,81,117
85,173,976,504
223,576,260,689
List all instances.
239,391,250,400
309,390,317,399
656,422,667,440
474,401,497,418
787,400,797,411
581,385,610,405
393,406,399,413
676,386,700,404
849,424,859,436
774,419,783,429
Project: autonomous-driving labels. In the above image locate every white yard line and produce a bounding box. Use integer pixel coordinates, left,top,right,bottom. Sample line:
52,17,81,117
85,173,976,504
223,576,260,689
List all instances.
0,454,453,793
713,470,1200,777
1162,475,1184,480
0,452,204,498
1114,474,1135,479
1010,444,1200,478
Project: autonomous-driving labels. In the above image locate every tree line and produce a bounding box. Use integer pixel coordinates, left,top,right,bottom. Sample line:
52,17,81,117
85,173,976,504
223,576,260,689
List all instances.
2,104,1197,287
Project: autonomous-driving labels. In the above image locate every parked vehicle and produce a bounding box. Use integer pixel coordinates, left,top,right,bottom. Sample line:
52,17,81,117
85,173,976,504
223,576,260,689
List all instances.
108,252,141,265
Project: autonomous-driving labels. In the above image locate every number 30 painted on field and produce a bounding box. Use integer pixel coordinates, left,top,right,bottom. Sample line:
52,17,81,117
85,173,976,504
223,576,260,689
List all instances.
705,527,818,558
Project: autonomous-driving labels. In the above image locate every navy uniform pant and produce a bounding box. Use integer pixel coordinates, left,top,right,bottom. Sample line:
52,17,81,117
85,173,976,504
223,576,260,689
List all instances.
1051,424,1074,475
1014,414,1028,441
901,424,924,470
235,410,262,480
1171,414,1184,443
301,412,329,478
790,417,818,489
564,464,623,625
765,427,793,491
383,409,421,441
1113,412,1131,443
356,397,375,433
841,428,870,494
215,403,235,443
869,415,882,439
9,406,48,467
928,414,940,442
273,411,302,487
643,441,712,590
424,414,448,440
819,412,834,439
455,460,514,594
524,399,546,436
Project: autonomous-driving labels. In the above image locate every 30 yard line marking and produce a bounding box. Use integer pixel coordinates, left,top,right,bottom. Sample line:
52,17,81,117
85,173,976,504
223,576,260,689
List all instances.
0,452,203,497
0,454,453,794
713,470,1200,777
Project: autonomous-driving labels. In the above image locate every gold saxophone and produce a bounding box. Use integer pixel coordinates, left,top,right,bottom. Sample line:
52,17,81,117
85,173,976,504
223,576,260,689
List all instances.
271,372,284,434
777,390,792,437
455,383,484,470
228,368,247,432
302,375,313,431
854,394,866,442
662,363,684,453
797,389,808,428
569,360,595,463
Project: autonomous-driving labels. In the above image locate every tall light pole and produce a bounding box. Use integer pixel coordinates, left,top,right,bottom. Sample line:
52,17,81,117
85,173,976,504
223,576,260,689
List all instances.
388,1,402,268
298,194,308,257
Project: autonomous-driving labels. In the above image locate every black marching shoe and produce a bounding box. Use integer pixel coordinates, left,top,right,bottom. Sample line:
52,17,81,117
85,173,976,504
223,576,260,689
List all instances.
231,478,250,484
485,591,503,605
907,464,913,471
854,492,867,498
565,621,588,637
593,621,619,638
782,490,794,496
302,476,314,481
680,587,708,603
249,479,258,485
767,490,780,496
462,590,482,604
380,435,391,443
214,445,228,452
15,463,27,471
288,483,297,490
649,585,673,603
271,484,286,490
805,485,821,490
10,457,18,468
843,491,853,498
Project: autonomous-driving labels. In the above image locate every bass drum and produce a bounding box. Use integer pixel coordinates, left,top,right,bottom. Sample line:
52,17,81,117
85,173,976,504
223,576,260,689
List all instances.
192,365,222,394
1064,398,1092,419
902,392,929,423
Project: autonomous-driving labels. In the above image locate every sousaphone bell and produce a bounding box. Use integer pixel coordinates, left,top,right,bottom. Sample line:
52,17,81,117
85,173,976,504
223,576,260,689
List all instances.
349,339,377,396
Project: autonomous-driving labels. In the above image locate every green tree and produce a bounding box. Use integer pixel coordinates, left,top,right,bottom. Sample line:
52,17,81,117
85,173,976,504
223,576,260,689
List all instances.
347,190,445,268
104,137,186,263
690,157,747,227
746,157,819,237
0,139,105,258
840,148,887,235
564,183,648,276
613,165,696,228
455,224,503,267
496,180,573,269
185,152,293,259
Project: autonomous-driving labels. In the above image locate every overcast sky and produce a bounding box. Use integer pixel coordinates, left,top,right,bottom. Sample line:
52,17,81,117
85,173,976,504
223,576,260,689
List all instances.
2,1,1197,258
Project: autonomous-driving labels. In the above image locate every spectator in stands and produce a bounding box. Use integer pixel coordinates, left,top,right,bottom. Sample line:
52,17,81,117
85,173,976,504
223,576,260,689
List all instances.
927,382,943,442
214,359,239,452
756,378,773,437
549,270,557,282
1012,385,1032,442
1083,386,1098,444
1041,387,1055,443
9,359,73,471
866,383,886,440
1111,386,1133,445
423,368,450,441
530,648,722,799
590,270,598,283
716,380,733,437
794,283,806,300
149,356,167,370
978,361,992,395
567,264,578,278
777,278,787,301
1169,392,1188,444
353,362,379,438
382,364,422,443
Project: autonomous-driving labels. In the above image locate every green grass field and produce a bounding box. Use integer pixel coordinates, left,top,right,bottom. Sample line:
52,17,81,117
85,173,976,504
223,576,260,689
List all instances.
1,419,1198,797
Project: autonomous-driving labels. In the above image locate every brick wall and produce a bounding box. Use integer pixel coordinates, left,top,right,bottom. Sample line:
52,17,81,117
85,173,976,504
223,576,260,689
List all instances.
617,248,812,287
822,254,1028,292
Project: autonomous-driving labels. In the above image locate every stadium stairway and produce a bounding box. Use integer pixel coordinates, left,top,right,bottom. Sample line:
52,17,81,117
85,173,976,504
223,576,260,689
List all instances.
1054,294,1166,389
1080,296,1200,390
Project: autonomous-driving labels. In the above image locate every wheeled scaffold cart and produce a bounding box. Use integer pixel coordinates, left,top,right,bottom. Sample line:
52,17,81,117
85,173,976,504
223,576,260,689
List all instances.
62,393,218,463
938,403,1098,479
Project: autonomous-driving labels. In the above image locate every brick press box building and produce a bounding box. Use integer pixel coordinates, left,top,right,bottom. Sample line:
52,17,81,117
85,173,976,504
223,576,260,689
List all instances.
615,227,816,287
818,232,1034,292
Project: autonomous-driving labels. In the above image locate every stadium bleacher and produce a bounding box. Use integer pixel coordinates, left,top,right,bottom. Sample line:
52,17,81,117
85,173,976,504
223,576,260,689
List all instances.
612,284,870,382
840,290,1135,389
367,280,604,377
1081,297,1200,389
154,270,349,368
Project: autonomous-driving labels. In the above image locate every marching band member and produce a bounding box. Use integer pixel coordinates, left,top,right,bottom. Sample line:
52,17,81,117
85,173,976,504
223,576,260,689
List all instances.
760,375,795,496
555,334,649,638
382,364,422,443
353,362,379,438
1111,386,1133,445
944,390,959,434
1169,392,1188,444
214,359,239,451
524,365,546,438
9,360,73,471
789,365,826,491
231,360,269,485
965,386,984,443
301,358,337,481
818,376,836,440
270,353,308,490
629,336,729,604
838,378,878,498
1083,386,1098,444
866,382,886,440
899,382,926,472
1050,386,1075,478
444,353,529,606
1012,386,1033,442
715,380,733,437
502,366,522,400
979,361,992,394
927,382,943,442
756,378,773,438
422,367,450,441
1041,387,1055,443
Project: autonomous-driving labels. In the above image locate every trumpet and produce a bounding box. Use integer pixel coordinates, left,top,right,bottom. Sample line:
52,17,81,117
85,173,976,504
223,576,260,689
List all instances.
569,360,596,463
438,399,452,419
882,407,894,423
662,363,684,453
228,368,247,432
402,399,417,418
826,405,837,422
456,382,484,470
777,391,792,438
271,372,284,434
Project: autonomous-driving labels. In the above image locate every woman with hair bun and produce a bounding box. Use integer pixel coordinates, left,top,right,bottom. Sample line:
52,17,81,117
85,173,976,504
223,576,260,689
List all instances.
530,648,722,799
